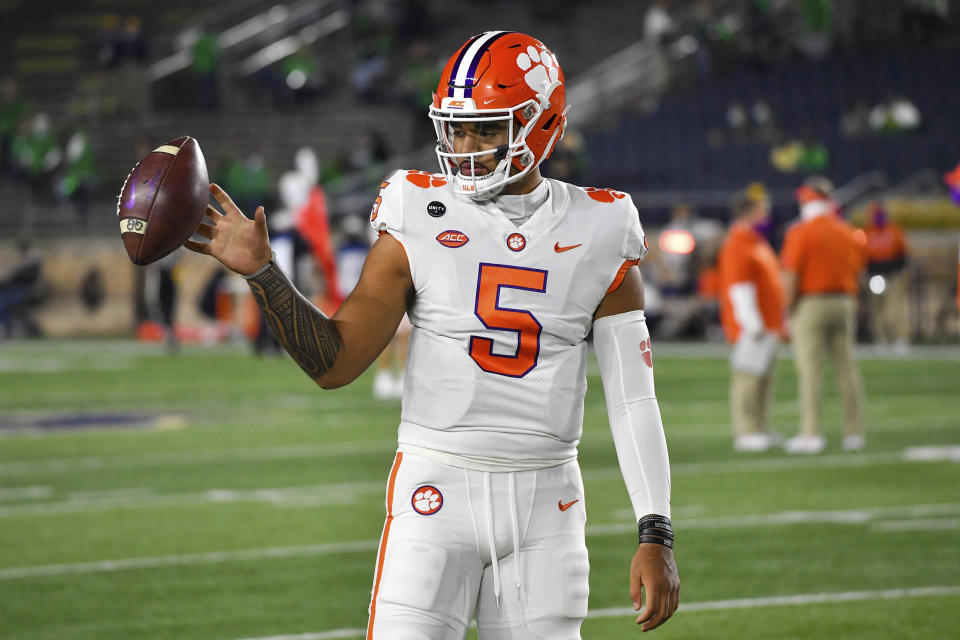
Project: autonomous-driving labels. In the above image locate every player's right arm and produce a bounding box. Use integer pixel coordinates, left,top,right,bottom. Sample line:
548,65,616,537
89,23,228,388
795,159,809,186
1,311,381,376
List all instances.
185,183,413,389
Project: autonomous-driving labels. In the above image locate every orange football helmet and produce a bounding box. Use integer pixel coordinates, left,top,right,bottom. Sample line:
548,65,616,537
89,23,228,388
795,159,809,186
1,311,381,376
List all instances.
429,31,568,200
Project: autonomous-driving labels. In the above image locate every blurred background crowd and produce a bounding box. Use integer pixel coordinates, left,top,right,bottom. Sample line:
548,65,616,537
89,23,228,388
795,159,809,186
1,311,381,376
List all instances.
1,0,958,355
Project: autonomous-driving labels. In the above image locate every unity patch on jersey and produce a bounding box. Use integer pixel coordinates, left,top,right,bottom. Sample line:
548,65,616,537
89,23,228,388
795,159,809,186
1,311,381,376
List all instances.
411,485,443,515
427,201,446,217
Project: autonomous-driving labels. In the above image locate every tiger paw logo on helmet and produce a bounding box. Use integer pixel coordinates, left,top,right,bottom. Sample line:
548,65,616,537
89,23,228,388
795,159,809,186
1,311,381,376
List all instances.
516,45,560,95
411,485,443,515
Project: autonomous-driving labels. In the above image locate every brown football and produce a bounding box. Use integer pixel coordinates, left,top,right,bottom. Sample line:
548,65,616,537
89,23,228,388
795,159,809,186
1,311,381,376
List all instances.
116,136,208,265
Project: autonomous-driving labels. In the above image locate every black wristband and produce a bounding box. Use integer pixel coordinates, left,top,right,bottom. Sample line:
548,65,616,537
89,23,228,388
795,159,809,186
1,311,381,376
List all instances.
640,527,674,539
638,515,674,546
639,535,674,548
638,514,672,529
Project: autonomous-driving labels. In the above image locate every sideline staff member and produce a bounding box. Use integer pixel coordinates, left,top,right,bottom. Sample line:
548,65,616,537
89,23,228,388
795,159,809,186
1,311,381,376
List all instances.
717,187,785,452
863,202,910,352
781,177,867,454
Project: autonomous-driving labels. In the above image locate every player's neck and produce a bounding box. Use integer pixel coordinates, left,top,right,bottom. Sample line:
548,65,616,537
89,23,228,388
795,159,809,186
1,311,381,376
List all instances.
501,169,543,196
492,177,550,227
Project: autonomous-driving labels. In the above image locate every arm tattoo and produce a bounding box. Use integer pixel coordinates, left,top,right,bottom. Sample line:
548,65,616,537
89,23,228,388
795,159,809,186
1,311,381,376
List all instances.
247,262,343,382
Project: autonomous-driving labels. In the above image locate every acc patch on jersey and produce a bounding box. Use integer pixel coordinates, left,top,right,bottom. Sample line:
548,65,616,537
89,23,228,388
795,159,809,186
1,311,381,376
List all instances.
411,485,443,515
437,230,469,248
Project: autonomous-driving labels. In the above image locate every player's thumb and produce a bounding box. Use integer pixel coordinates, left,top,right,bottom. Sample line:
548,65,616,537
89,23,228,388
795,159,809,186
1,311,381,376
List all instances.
630,579,642,610
254,206,268,237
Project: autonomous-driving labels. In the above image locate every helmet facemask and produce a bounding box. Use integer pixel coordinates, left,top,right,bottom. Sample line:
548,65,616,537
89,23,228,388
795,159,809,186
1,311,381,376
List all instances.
430,98,546,201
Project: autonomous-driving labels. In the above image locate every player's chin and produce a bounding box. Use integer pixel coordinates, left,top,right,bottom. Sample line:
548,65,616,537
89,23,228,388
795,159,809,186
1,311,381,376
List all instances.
458,166,492,178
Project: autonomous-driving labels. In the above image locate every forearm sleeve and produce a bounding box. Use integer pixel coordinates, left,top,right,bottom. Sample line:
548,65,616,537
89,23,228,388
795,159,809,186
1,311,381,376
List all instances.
592,309,671,519
729,281,764,335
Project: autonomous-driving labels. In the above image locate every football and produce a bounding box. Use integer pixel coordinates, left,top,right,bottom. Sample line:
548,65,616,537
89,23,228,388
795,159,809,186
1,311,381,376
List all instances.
116,136,209,265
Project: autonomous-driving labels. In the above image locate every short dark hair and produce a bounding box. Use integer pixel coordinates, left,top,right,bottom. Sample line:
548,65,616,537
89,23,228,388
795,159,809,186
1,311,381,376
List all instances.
802,175,835,197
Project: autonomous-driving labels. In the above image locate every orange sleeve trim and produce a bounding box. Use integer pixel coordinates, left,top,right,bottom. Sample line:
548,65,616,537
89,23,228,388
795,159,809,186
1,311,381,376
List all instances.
366,452,403,640
607,259,640,294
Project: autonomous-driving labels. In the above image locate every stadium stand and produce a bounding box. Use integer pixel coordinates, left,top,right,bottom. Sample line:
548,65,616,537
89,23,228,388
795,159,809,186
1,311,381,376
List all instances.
1,0,958,341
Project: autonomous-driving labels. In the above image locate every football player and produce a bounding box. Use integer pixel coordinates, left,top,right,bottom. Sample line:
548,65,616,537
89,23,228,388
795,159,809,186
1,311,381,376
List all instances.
187,31,679,639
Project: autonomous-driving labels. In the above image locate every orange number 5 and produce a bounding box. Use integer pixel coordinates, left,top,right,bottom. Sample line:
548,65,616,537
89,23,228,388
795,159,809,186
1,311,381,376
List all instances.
469,263,547,378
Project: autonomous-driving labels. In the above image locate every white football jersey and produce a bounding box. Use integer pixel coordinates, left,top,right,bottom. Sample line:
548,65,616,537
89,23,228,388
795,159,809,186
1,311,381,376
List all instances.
371,170,647,470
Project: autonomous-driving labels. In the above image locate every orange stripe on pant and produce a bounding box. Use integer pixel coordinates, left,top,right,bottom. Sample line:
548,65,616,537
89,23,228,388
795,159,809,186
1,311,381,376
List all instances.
366,452,404,640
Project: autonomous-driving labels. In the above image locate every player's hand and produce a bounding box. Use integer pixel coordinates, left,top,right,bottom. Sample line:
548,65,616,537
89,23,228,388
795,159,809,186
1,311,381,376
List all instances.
630,543,680,632
184,183,272,276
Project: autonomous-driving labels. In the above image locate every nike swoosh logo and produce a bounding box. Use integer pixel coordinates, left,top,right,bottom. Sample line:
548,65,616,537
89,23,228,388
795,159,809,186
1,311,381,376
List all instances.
554,242,582,253
558,499,579,512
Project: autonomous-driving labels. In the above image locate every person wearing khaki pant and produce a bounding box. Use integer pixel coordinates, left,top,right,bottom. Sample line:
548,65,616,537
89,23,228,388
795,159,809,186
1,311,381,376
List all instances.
791,295,863,444
781,177,867,454
729,356,779,445
718,188,786,452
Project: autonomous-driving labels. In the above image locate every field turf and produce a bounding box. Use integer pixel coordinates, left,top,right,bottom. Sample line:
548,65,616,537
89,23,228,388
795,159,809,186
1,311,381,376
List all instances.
0,340,958,639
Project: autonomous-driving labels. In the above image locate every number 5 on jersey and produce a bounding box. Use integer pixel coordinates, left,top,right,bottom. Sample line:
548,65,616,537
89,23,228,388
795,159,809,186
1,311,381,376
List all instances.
469,263,547,378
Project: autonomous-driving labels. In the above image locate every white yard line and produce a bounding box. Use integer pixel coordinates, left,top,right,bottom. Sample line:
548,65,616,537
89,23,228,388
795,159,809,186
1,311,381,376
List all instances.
6,442,955,479
231,632,366,640
586,502,960,535
871,517,960,532
65,488,155,500
0,481,386,518
588,450,904,480
4,503,957,581
1,445,954,518
0,441,398,476
228,585,960,640
591,585,960,617
903,445,960,462
0,540,378,580
0,486,51,500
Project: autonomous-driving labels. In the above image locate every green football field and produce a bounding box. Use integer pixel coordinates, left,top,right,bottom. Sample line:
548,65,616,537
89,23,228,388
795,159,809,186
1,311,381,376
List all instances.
0,339,958,640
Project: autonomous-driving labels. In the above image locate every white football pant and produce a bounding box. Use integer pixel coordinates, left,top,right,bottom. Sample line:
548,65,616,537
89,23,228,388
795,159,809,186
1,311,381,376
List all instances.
367,452,590,640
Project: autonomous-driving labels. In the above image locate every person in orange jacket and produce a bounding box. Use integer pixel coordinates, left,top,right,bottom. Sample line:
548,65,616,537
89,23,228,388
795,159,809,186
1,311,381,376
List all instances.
717,187,786,451
780,177,867,454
